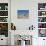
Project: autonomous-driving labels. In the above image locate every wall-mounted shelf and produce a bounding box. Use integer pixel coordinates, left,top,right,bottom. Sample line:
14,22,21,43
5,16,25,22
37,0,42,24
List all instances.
0,22,8,23
0,3,8,37
38,10,46,11
0,10,8,11
38,28,46,29
38,3,46,37
38,16,46,17
38,22,46,23
0,16,8,17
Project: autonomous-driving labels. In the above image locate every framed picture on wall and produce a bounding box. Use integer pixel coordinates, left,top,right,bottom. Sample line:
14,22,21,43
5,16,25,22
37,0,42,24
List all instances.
17,10,29,19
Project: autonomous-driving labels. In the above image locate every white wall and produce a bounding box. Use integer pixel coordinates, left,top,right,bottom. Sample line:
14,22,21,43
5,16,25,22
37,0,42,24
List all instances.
11,0,46,46
11,0,38,45
11,0,46,30
11,0,38,30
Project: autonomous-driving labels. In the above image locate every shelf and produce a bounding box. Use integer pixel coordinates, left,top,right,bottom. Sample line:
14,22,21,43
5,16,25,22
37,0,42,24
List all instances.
0,10,8,11
0,22,8,23
38,28,46,29
38,10,46,11
38,37,46,39
0,3,8,37
38,3,46,37
38,15,46,17
0,16,8,17
38,22,46,23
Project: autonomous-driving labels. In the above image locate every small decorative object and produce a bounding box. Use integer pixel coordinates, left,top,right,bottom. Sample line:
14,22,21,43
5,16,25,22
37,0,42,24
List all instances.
40,8,44,10
38,17,45,22
45,6,46,8
0,17,7,22
38,24,46,28
0,11,8,16
5,6,8,10
39,29,46,37
42,12,45,15
17,10,29,19
0,6,1,10
29,26,31,30
43,39,45,40
29,25,35,30
38,17,42,22
38,3,46,10
11,23,16,30
3,18,7,22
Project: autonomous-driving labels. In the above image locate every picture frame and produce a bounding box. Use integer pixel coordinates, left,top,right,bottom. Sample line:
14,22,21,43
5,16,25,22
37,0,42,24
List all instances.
17,10,29,19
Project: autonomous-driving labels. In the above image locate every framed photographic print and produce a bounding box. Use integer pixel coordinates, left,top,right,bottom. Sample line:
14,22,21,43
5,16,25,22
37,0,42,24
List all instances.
17,10,29,19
